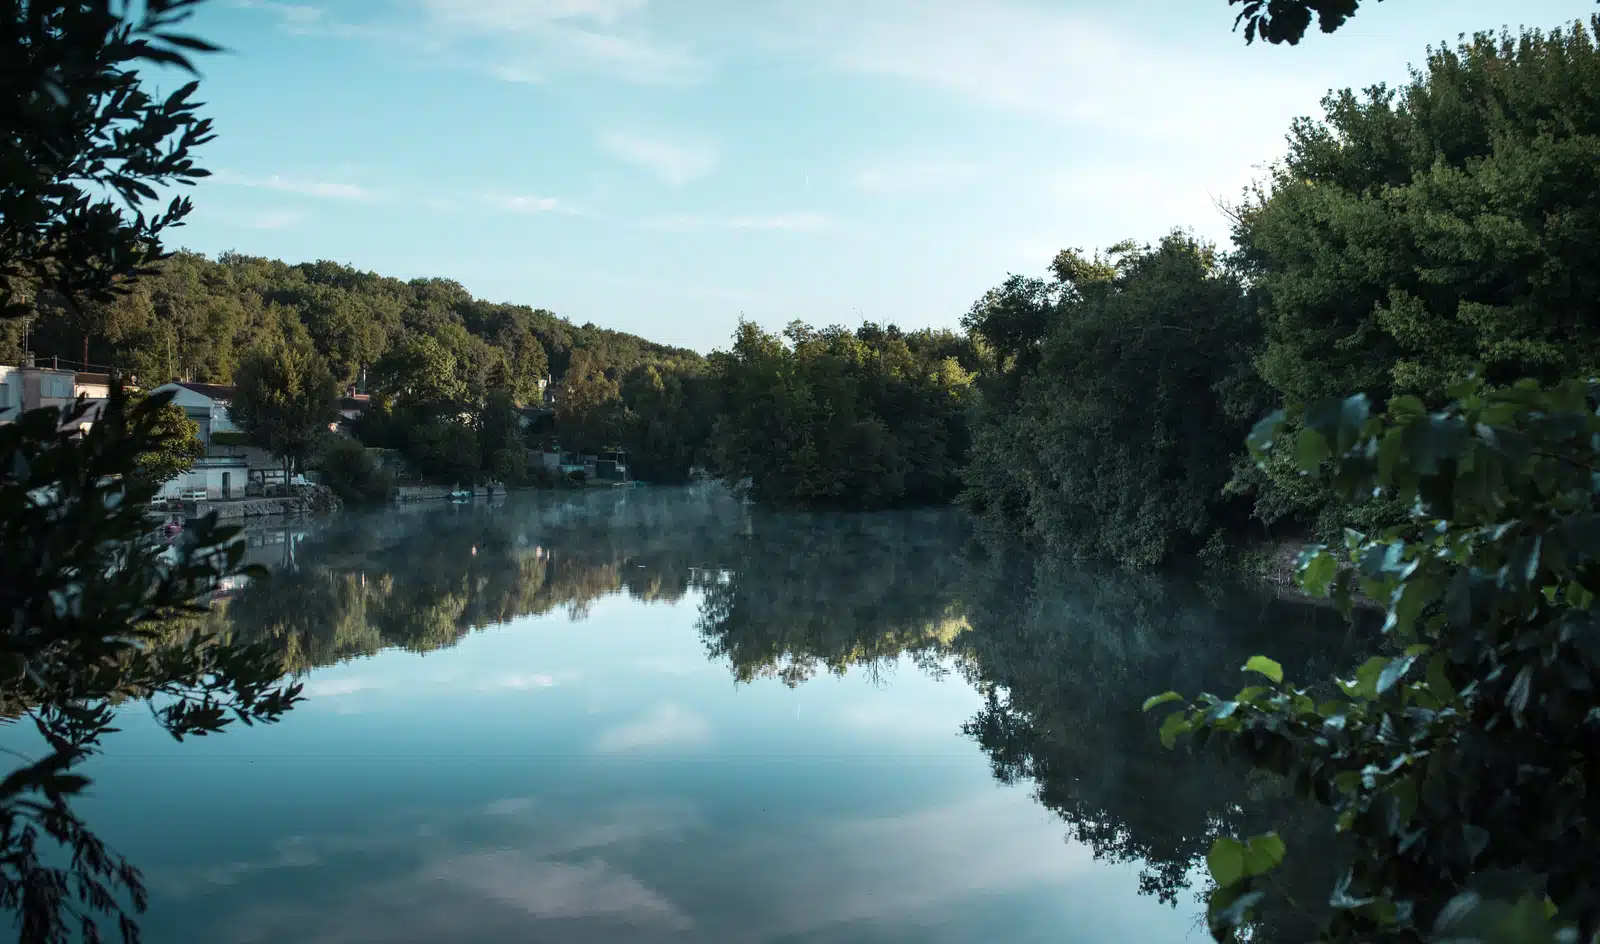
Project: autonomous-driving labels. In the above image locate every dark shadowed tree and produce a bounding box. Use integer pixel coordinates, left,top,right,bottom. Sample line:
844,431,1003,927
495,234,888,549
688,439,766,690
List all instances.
0,7,304,942
230,339,338,476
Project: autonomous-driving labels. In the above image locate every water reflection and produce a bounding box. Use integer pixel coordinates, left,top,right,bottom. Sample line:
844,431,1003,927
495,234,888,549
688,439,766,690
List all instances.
85,488,1369,942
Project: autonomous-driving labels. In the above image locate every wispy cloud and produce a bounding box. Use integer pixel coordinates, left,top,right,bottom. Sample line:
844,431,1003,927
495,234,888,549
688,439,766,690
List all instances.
849,157,985,195
212,169,373,201
232,0,323,33
592,703,710,754
417,0,649,31
303,676,370,697
764,0,1322,142
235,0,705,85
482,193,581,215
642,213,830,233
476,672,557,691
599,130,717,185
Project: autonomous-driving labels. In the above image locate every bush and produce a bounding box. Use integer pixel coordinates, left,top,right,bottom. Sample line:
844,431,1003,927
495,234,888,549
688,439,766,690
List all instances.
314,435,394,504
406,419,479,485
1152,377,1600,943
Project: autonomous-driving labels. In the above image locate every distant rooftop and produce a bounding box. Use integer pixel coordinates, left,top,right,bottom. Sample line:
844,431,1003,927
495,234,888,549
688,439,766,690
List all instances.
172,381,236,402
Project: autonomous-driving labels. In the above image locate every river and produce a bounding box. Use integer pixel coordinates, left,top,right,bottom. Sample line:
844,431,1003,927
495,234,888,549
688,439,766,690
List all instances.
69,486,1363,943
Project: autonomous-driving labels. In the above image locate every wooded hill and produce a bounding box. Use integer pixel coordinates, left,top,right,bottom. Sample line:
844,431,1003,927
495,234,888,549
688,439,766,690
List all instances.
3,250,702,403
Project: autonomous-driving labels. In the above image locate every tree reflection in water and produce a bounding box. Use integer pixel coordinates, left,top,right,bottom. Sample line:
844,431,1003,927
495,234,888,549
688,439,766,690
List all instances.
212,490,1372,939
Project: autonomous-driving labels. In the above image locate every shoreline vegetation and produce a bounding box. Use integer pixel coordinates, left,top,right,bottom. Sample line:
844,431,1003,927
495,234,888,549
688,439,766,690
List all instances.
21,13,1600,592
5,1,1600,943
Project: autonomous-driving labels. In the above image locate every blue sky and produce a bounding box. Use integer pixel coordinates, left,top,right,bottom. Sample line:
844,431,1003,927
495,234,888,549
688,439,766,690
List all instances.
171,0,1591,352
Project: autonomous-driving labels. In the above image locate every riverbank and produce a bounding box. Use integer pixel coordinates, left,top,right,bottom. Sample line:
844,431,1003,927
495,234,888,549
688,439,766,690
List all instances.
149,485,342,520
1246,538,1382,611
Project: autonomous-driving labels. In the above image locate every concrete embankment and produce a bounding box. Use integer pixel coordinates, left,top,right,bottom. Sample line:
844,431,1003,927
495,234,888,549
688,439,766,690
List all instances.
393,485,503,502
150,485,342,520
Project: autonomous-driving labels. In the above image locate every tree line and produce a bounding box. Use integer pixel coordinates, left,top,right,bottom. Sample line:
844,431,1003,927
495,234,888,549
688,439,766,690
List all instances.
674,17,1600,571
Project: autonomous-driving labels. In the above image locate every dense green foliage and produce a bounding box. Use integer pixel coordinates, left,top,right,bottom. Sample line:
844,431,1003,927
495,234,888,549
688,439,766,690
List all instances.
0,1,214,322
958,18,1600,563
706,321,976,509
1,395,302,941
126,390,203,489
961,234,1267,566
0,4,306,940
1152,377,1600,942
12,251,699,393
1233,17,1600,538
230,340,338,475
312,435,393,505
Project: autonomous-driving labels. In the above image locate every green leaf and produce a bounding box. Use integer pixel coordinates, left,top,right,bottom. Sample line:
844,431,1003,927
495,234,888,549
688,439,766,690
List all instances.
1298,549,1338,597
1207,836,1246,889
1142,691,1183,712
1243,832,1287,876
1246,410,1286,459
1158,710,1190,749
1294,426,1330,473
1352,656,1390,700
1242,655,1283,684
1376,655,1417,696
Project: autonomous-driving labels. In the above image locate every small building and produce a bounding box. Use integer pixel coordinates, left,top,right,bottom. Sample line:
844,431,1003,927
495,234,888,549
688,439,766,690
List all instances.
0,363,137,430
594,447,630,483
331,390,370,436
148,382,237,446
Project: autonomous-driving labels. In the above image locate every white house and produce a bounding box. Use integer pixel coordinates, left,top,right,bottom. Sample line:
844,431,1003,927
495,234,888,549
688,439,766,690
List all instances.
149,382,238,446
147,381,255,501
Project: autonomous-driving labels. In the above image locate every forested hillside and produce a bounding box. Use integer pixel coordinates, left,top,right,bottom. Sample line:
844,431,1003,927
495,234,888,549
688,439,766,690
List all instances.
2,250,700,397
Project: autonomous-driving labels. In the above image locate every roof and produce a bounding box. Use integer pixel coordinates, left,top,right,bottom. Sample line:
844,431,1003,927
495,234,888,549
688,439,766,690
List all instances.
174,382,236,402
337,395,370,411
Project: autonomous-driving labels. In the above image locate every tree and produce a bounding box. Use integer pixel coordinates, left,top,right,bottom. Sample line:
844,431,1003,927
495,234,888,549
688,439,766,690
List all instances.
555,351,624,454
0,1,217,321
1151,378,1600,943
961,233,1268,566
407,417,479,485
231,340,338,476
706,320,973,509
1228,0,1371,45
0,400,303,944
0,4,309,940
313,434,393,505
1235,17,1600,535
369,333,465,416
476,388,526,483
127,389,203,489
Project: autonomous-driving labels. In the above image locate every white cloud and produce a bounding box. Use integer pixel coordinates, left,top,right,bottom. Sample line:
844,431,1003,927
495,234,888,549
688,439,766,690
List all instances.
416,0,648,31
598,130,717,185
476,672,556,691
427,853,692,929
642,213,829,233
303,676,372,697
765,0,1322,144
592,703,709,753
414,0,704,85
849,158,985,194
485,194,578,215
212,169,373,201
232,0,323,33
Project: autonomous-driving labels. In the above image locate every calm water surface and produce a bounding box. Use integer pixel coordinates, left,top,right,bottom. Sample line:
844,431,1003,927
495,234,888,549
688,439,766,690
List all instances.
69,487,1360,943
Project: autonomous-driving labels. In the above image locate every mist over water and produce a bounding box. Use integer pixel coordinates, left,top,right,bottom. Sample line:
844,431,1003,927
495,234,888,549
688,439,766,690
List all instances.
62,487,1362,943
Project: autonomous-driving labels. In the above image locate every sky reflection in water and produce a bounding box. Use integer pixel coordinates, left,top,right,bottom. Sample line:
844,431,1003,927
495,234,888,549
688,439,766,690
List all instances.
64,487,1356,943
